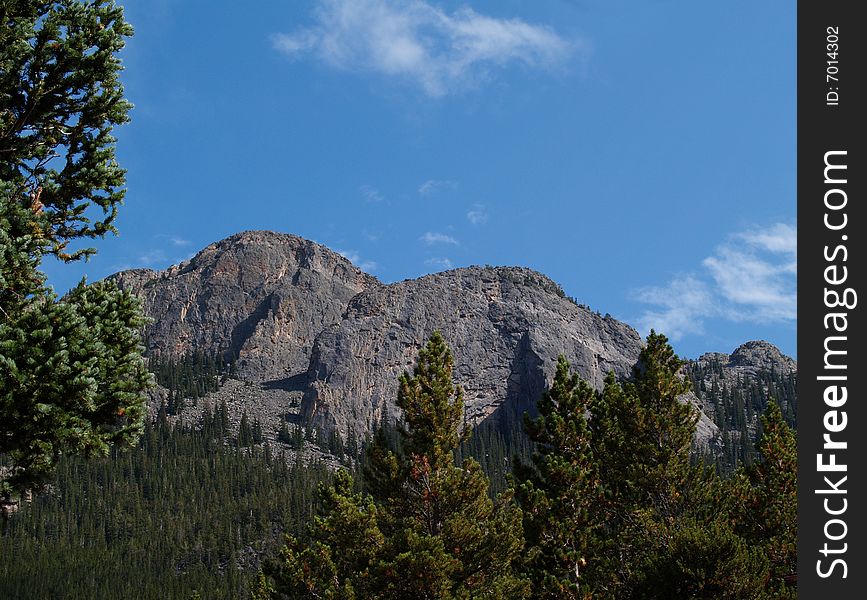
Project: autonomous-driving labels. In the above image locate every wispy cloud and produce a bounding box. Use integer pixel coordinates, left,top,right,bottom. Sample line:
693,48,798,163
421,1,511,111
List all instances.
420,231,459,246
633,223,796,341
466,203,488,226
137,249,169,267
425,257,454,270
272,0,578,97
336,249,378,272
418,179,457,195
359,184,385,203
156,234,192,247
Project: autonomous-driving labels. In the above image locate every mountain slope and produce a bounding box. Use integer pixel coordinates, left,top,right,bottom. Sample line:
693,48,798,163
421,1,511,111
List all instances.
106,231,796,452
110,231,379,382
685,340,797,470
301,265,645,443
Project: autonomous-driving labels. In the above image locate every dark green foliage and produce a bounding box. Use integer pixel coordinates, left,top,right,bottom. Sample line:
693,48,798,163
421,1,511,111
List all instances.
727,401,797,598
594,332,696,509
0,414,332,599
268,331,529,599
270,470,384,599
685,357,797,474
0,279,150,493
148,351,229,414
514,356,603,599
581,332,699,598
238,411,253,447
630,518,769,600
1,0,132,255
1,0,148,499
515,332,791,599
455,415,533,498
395,331,466,471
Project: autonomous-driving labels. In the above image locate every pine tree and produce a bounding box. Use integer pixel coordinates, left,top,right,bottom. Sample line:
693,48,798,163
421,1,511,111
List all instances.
267,331,529,599
517,332,745,599
1,0,148,501
514,356,603,599
272,470,384,599
587,332,701,597
395,331,465,472
373,331,528,598
729,401,797,598
238,412,252,447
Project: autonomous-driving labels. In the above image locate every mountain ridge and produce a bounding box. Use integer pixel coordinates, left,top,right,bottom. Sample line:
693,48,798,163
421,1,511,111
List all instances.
109,230,795,454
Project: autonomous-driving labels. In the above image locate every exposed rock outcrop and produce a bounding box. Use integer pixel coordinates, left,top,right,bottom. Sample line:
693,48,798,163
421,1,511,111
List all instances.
106,231,803,453
301,266,645,443
109,231,380,382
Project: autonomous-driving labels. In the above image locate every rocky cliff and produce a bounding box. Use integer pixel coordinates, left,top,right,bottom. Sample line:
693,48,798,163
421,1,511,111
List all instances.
685,340,798,469
108,231,796,451
301,266,646,443
109,231,379,382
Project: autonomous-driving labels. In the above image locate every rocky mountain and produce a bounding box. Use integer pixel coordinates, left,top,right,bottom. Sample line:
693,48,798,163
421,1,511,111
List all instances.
110,231,379,382
302,265,647,443
685,341,798,469
108,231,794,454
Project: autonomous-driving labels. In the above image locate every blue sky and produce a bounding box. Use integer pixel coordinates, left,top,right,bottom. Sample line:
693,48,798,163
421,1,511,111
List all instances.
44,0,796,359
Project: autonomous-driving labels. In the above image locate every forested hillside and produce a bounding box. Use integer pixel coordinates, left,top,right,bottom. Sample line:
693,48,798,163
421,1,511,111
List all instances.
685,341,797,474
0,411,331,600
2,334,797,599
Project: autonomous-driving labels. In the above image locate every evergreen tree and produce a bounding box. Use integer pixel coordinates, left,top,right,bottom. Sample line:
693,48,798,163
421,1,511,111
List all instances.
396,331,465,471
271,470,384,599
629,516,770,600
238,411,252,447
588,333,709,597
1,416,333,599
267,331,529,599
515,332,772,599
1,0,148,501
728,401,797,598
514,356,603,599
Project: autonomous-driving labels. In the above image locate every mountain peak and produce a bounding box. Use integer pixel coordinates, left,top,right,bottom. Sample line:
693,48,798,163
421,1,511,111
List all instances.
108,230,379,380
729,340,795,373
695,340,795,376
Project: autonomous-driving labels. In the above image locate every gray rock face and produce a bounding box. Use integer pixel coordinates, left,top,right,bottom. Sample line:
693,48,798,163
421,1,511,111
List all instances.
109,230,380,382
685,340,797,462
109,231,783,451
727,340,797,374
301,266,645,443
690,340,797,417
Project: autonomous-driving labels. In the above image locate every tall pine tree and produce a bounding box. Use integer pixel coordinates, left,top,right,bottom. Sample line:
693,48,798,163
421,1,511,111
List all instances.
728,401,797,598
266,331,529,599
514,356,603,599
515,332,771,599
1,0,149,503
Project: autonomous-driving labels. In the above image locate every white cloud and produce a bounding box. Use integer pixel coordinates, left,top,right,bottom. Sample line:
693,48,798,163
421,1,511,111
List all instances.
359,184,385,203
418,179,457,195
633,276,715,341
633,222,796,340
137,249,168,267
156,233,192,247
736,222,797,255
425,257,454,270
336,249,377,272
272,0,578,97
420,231,459,246
466,203,488,225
